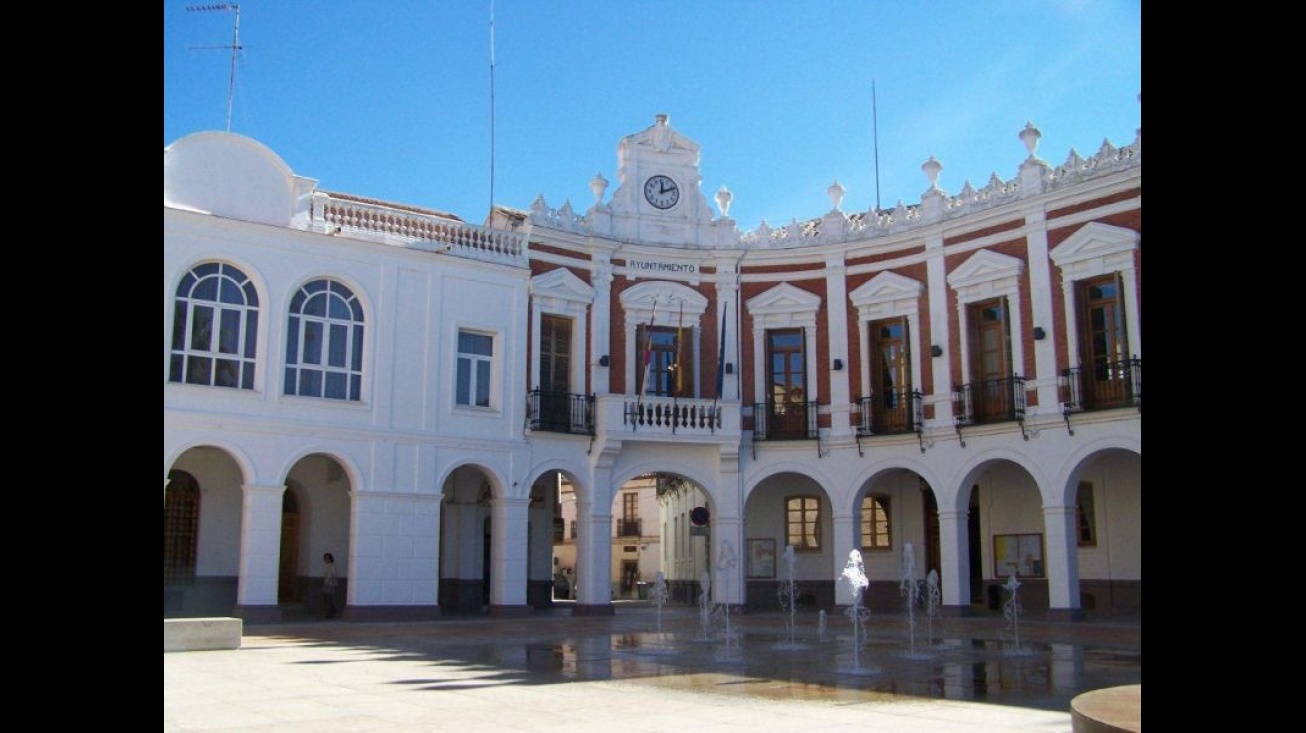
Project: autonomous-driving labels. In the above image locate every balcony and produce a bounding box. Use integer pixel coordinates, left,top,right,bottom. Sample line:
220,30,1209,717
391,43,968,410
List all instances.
527,390,595,435
753,400,820,441
953,376,1027,427
1060,357,1142,413
615,518,642,537
853,389,923,436
621,395,727,436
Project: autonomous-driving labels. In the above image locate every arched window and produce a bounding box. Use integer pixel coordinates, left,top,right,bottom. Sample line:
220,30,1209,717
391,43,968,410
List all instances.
170,262,259,389
163,470,200,585
284,279,364,401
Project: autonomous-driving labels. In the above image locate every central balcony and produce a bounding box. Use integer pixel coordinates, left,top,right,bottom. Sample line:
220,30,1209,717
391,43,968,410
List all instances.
594,394,742,443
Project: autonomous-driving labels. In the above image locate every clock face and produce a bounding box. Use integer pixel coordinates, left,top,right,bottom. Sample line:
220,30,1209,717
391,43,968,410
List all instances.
643,174,680,209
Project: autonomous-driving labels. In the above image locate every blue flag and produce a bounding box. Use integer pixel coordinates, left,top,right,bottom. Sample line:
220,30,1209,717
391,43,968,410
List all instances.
715,301,728,399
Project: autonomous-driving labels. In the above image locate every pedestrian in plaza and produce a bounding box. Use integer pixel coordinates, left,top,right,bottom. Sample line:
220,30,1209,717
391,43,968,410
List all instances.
322,552,339,619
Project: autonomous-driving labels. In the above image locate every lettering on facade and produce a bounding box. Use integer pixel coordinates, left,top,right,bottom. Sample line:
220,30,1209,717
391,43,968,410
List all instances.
624,258,699,281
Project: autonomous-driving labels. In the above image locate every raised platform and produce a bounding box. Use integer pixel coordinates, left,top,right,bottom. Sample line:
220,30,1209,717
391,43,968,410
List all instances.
1071,684,1141,732
165,617,242,652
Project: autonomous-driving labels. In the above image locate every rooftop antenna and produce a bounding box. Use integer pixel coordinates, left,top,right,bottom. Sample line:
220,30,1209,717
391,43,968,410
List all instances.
489,0,496,214
872,79,881,212
186,4,243,132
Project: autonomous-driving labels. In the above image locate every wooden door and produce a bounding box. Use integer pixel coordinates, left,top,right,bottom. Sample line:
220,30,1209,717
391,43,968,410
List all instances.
277,491,300,602
1078,275,1131,408
969,298,1011,421
767,329,807,438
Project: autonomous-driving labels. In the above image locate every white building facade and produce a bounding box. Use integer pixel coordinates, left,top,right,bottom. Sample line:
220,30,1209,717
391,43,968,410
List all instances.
165,113,1140,623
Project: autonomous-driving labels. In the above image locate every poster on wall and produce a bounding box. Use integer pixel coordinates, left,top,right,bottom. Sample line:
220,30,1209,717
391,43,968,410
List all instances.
993,533,1044,578
746,539,776,578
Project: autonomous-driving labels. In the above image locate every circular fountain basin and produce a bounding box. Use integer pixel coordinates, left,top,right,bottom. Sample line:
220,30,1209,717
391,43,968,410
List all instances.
1071,684,1141,733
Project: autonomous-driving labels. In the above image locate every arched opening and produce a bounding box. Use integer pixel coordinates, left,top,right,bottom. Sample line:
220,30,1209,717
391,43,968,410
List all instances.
283,454,352,619
164,447,245,618
1071,448,1141,616
743,471,831,612
164,470,201,613
439,465,496,615
962,460,1046,613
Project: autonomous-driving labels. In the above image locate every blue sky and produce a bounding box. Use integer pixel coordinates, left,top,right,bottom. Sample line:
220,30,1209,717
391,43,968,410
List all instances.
164,1,1141,232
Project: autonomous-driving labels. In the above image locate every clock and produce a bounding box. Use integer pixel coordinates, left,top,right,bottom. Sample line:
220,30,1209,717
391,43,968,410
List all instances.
643,174,680,209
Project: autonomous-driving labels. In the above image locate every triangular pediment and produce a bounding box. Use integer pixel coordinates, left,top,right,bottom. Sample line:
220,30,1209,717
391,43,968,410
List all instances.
530,268,594,303
619,114,701,158
1050,222,1139,267
621,280,709,323
746,283,822,316
947,250,1024,289
849,272,923,307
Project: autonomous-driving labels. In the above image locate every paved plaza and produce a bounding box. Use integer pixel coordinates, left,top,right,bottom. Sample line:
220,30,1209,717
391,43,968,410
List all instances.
164,603,1141,732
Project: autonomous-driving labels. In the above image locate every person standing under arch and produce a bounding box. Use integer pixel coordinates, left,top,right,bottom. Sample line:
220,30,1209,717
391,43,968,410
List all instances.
321,553,339,619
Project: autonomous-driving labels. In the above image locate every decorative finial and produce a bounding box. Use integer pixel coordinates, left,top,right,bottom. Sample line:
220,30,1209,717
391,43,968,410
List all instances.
715,185,733,218
1019,121,1042,160
827,179,845,211
922,155,942,190
589,172,609,205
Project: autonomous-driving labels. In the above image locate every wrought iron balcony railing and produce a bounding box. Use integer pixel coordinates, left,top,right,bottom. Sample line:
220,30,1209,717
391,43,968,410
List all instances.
853,388,923,436
615,518,642,537
953,376,1026,427
527,390,595,435
752,400,820,441
1060,357,1141,413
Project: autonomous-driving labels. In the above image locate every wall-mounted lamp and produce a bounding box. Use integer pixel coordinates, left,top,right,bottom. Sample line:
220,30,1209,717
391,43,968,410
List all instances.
1032,327,1046,341
598,355,610,367
930,345,944,358
832,358,844,371
725,363,734,374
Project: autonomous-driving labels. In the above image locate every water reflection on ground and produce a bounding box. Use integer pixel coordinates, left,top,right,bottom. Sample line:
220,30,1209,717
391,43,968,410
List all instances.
431,607,1139,713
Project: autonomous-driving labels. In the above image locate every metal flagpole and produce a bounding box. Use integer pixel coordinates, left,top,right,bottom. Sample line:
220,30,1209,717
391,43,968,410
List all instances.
712,301,727,431
636,298,659,428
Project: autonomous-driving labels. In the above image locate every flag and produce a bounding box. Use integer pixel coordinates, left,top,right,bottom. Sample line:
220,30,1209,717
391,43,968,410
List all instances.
715,301,728,399
641,299,658,397
674,300,685,395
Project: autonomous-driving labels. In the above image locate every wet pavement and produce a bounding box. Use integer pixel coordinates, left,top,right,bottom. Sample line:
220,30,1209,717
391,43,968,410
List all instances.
164,603,1141,732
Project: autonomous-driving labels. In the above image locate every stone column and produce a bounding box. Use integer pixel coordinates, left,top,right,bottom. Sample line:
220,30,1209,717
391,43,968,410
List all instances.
1043,504,1083,621
925,233,952,425
830,512,857,606
1023,207,1060,415
824,252,852,438
936,509,970,616
574,500,615,615
712,516,745,609
489,496,531,617
233,483,285,623
712,266,740,401
592,256,613,394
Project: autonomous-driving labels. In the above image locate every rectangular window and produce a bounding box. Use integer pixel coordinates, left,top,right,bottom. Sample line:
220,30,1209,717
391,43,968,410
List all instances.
638,325,690,397
541,315,572,393
618,492,640,536
860,494,892,551
456,330,494,407
1077,481,1098,546
967,297,1013,422
766,329,809,439
1076,274,1133,409
870,318,912,433
785,495,821,551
